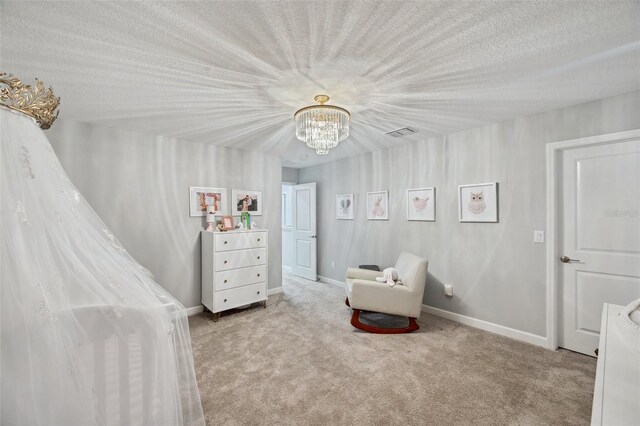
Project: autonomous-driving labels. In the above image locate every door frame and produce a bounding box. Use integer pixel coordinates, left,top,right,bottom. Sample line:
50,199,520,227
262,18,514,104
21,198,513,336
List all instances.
545,128,640,350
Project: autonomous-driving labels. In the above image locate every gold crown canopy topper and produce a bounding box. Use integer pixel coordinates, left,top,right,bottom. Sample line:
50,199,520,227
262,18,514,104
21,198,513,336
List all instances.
0,72,60,129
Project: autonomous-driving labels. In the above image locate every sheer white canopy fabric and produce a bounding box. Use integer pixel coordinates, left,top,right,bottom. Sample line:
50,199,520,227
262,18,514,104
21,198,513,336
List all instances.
0,108,204,425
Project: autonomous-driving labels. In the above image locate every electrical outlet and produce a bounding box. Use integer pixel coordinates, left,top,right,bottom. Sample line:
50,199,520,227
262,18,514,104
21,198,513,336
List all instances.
444,284,453,297
331,261,335,269
534,231,545,244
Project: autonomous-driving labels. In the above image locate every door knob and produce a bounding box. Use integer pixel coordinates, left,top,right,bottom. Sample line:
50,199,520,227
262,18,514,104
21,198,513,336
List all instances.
560,255,581,263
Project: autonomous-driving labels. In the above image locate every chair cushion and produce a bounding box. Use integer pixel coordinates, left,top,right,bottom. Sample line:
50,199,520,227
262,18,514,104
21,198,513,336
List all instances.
348,278,419,318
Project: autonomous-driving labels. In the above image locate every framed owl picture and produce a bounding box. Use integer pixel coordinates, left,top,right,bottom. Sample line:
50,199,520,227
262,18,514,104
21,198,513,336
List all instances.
407,187,435,221
458,182,498,223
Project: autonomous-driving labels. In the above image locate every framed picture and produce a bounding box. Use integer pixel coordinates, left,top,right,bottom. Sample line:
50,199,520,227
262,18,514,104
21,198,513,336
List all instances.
367,191,389,220
221,215,235,230
189,187,227,217
406,187,435,221
336,194,354,220
231,189,262,216
458,182,498,223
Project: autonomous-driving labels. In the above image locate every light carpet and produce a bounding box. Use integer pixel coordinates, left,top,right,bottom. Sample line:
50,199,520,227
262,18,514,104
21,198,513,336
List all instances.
189,275,596,425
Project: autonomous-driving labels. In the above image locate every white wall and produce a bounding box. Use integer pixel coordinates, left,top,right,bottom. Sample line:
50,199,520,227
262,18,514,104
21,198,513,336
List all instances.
282,167,299,183
298,90,640,337
47,119,282,309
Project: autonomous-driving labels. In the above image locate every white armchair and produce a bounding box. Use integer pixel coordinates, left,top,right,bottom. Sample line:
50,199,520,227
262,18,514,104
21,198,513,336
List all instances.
345,252,428,333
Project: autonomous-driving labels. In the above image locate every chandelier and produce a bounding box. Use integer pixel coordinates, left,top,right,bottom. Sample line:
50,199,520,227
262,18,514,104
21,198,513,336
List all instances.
294,94,350,155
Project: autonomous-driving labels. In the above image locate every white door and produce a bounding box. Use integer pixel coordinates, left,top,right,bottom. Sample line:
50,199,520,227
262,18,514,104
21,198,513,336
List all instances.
559,138,640,355
292,182,317,281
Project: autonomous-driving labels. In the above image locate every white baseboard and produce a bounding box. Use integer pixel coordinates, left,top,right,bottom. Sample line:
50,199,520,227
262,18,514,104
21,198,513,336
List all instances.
421,305,548,348
185,305,204,316
282,265,293,273
268,286,284,296
318,275,344,288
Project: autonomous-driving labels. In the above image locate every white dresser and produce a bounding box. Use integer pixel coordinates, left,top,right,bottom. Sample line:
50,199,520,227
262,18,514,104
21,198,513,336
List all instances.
591,303,640,425
201,229,268,320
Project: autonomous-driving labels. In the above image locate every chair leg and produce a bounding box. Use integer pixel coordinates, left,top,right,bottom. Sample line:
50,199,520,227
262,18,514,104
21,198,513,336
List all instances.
345,297,350,307
350,309,419,334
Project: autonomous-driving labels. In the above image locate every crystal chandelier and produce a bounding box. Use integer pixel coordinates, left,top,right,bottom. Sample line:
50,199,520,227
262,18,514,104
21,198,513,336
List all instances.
294,94,350,155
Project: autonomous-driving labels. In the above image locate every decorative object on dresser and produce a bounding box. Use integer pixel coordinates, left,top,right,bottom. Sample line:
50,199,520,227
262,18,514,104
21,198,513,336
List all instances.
205,206,217,231
231,189,262,216
240,211,251,229
201,229,268,321
189,186,227,217
220,215,234,231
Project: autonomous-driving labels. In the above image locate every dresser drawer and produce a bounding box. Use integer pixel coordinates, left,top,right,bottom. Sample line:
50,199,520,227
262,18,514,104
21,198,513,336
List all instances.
214,247,266,271
215,265,267,291
214,231,267,252
214,282,266,312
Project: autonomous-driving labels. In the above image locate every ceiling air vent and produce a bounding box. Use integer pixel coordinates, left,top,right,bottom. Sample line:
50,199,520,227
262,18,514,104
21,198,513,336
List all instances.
385,127,418,137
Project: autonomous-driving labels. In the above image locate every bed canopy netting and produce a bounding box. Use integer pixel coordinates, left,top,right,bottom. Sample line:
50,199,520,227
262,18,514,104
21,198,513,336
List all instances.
0,74,204,425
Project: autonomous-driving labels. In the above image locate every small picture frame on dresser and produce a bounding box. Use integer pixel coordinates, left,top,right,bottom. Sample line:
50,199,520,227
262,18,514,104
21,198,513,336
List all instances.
221,215,234,230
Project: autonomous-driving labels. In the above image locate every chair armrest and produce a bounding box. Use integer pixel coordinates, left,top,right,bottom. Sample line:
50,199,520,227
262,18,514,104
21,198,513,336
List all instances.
350,279,421,318
347,267,383,281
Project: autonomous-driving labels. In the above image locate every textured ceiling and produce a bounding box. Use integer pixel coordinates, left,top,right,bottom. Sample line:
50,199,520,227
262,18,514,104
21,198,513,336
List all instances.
2,1,639,168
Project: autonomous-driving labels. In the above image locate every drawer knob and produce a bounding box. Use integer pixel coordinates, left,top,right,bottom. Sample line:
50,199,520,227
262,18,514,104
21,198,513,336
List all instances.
257,291,260,295
224,260,228,264
257,273,260,277
224,299,227,303
224,279,228,283
224,241,228,245
257,238,261,242
257,256,261,260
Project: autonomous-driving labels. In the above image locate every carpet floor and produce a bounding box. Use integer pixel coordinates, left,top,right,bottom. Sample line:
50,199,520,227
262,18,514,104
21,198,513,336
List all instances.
189,275,596,425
